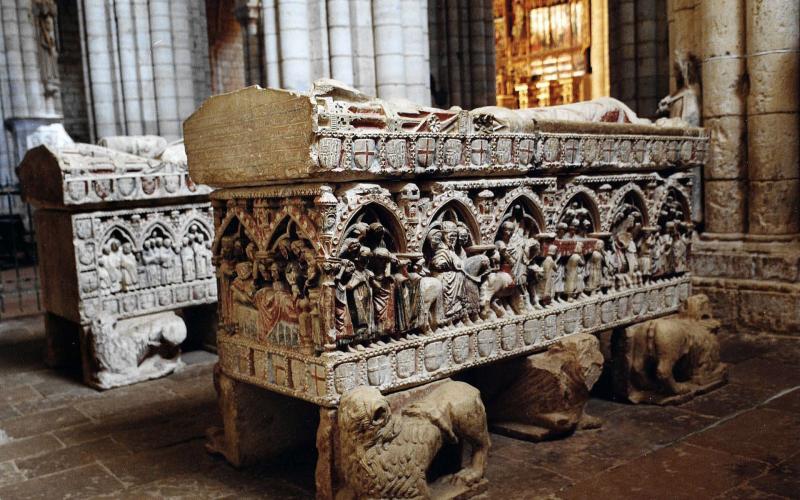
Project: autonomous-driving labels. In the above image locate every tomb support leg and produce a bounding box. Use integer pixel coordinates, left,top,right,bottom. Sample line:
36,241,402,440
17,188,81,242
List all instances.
206,366,318,467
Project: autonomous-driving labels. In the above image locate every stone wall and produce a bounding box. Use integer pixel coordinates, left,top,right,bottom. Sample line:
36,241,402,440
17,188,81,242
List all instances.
56,0,89,143
675,0,800,334
608,0,670,118
80,0,212,141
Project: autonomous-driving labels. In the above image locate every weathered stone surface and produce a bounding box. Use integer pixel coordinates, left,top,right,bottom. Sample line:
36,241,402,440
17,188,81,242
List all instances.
739,289,800,332
747,113,800,181
703,116,746,180
746,0,800,54
0,464,124,499
703,179,746,234
335,381,490,499
206,369,318,468
687,408,800,465
613,295,727,405
700,0,746,59
701,58,746,119
472,333,604,442
747,53,800,115
748,179,800,235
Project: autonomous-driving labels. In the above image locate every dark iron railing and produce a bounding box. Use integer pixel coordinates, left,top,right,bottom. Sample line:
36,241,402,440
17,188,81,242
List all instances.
0,184,42,318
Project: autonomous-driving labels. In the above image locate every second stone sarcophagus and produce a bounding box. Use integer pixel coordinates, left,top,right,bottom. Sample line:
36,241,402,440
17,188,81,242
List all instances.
185,81,707,407
18,139,217,389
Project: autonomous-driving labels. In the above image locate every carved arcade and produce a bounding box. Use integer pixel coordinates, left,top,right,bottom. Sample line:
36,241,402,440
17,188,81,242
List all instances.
19,139,216,389
185,81,708,498
185,81,707,407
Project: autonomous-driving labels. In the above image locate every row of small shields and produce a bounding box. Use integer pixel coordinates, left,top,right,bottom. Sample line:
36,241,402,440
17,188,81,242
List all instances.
66,175,190,202
332,285,681,395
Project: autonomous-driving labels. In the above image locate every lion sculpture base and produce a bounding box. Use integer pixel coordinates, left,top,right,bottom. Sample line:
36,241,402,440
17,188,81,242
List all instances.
336,380,490,500
613,294,728,405
88,311,187,389
467,333,604,442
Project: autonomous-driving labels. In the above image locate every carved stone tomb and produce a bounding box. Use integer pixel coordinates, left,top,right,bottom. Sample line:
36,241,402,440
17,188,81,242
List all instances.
184,81,710,498
18,140,217,389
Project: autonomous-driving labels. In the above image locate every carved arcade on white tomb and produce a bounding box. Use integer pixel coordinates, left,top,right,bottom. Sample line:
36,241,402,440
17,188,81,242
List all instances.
18,139,217,389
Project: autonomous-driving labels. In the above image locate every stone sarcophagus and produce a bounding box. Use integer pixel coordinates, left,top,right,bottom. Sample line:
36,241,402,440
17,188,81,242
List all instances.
185,81,707,497
186,82,706,406
18,139,217,389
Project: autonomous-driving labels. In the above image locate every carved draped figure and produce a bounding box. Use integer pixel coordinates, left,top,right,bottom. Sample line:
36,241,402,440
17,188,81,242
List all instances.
255,283,300,343
395,274,423,334
537,255,557,301
431,246,467,323
346,268,375,340
585,250,604,292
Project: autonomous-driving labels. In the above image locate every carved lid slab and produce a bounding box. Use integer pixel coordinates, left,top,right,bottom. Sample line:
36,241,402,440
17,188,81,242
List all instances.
17,143,211,208
184,80,708,188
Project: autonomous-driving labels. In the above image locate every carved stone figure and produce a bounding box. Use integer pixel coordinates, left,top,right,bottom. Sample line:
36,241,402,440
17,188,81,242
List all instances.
33,0,59,96
18,139,215,389
471,333,604,441
180,81,708,493
613,295,727,405
89,311,187,388
337,381,490,499
656,51,702,127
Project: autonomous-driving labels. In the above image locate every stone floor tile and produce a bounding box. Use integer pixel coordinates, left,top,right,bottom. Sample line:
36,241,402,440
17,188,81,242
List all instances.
0,407,88,439
583,397,627,419
484,454,572,500
716,484,789,499
0,385,41,405
600,405,716,448
88,473,242,499
53,408,162,447
678,381,774,418
101,439,216,487
686,408,800,465
728,358,800,393
0,434,63,462
74,381,178,420
0,463,124,500
15,436,130,479
110,407,220,453
759,337,800,366
561,443,768,500
746,452,800,498
0,461,25,487
761,387,800,414
490,432,619,482
0,404,20,421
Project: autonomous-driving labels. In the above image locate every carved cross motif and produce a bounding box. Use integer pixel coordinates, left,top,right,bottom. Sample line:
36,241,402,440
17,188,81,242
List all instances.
353,139,376,170
416,137,436,167
517,139,535,164
471,139,489,165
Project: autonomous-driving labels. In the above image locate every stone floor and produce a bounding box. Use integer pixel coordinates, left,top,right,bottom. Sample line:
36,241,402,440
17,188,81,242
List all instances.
0,316,798,500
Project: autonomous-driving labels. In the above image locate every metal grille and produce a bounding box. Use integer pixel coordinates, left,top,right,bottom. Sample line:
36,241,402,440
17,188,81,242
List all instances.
0,184,42,318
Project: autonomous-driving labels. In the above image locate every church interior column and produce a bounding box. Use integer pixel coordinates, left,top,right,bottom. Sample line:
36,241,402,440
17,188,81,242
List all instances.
149,0,180,138
115,0,144,136
745,0,800,236
326,0,354,86
277,0,312,90
171,0,198,124
372,0,406,99
701,0,747,235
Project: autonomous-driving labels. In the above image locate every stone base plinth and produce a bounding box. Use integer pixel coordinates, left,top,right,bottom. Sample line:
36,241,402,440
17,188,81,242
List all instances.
691,238,800,334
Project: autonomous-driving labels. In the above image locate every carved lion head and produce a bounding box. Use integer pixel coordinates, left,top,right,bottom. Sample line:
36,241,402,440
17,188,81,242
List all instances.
338,386,397,448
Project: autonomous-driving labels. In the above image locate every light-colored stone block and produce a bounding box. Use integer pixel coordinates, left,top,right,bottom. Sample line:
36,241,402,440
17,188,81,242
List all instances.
748,179,800,235
747,52,800,115
704,116,746,180
704,179,746,234
747,113,800,181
